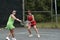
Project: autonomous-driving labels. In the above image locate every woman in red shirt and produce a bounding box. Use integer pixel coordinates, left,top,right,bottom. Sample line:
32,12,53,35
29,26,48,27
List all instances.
27,10,40,38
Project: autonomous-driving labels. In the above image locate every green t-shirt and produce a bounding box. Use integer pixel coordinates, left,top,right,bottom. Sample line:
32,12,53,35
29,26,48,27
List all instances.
6,15,15,30
7,15,14,25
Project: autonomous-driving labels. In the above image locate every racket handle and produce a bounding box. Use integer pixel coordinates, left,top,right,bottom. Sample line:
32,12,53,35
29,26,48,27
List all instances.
20,22,24,25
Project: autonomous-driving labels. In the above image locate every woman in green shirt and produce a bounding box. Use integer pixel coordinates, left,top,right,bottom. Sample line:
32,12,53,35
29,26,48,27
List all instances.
6,10,22,40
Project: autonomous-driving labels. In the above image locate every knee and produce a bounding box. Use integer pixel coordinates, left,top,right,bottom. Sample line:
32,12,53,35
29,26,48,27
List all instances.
10,30,14,34
28,28,30,30
34,26,37,29
28,27,31,30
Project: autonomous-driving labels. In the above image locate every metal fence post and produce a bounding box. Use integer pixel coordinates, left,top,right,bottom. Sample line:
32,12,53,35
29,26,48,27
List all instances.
55,0,58,27
22,0,25,22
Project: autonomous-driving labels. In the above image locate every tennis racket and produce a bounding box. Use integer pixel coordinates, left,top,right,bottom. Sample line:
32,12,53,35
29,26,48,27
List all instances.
20,20,31,27
0,27,6,31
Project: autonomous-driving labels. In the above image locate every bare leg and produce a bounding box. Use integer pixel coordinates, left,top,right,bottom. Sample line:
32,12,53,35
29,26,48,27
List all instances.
10,29,15,38
27,25,33,37
8,31,11,37
6,30,11,40
28,26,31,35
10,29,16,40
33,25,39,34
33,25,40,37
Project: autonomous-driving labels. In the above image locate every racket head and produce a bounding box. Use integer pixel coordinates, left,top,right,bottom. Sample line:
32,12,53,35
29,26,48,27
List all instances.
20,20,31,27
23,20,31,27
0,27,6,31
20,22,24,25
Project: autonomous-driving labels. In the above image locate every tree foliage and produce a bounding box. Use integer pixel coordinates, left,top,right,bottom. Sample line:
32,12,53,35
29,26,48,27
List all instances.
25,0,52,22
57,0,60,14
25,0,51,11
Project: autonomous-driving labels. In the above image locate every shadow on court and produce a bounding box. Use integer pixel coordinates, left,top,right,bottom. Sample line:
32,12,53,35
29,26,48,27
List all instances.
0,28,60,40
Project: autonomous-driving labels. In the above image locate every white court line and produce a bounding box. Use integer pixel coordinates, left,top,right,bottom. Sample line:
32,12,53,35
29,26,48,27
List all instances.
15,32,57,36
15,32,50,35
15,32,51,35
15,32,57,34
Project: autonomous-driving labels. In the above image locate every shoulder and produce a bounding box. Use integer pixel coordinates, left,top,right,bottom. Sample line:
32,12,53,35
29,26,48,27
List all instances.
10,14,15,18
10,14,12,16
10,14,14,16
32,15,34,17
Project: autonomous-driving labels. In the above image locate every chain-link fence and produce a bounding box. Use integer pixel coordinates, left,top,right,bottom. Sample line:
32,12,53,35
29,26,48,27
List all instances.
23,0,60,28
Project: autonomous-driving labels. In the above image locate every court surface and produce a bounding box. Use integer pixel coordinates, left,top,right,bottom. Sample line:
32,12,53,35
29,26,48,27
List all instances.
0,28,60,40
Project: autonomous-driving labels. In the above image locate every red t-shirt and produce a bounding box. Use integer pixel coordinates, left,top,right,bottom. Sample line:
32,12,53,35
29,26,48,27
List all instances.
27,15,33,21
27,15,36,26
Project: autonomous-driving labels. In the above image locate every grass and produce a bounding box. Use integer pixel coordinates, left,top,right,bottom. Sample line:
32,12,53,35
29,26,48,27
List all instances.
37,22,60,29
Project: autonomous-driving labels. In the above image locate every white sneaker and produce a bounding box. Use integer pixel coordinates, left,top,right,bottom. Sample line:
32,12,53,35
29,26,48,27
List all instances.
12,38,16,40
29,34,33,37
37,34,40,38
6,37,10,40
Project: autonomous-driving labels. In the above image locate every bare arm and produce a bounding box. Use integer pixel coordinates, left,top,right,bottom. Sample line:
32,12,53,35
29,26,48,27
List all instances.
32,15,35,21
27,15,28,21
11,14,22,22
30,15,35,22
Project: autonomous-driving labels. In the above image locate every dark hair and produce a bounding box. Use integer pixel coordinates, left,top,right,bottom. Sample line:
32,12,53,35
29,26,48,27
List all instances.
28,10,31,13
